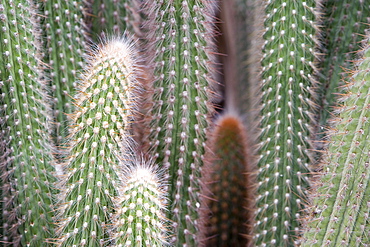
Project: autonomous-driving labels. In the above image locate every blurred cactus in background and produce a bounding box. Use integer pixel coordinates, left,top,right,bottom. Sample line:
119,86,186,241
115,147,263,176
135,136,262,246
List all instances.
0,0,370,246
200,113,254,247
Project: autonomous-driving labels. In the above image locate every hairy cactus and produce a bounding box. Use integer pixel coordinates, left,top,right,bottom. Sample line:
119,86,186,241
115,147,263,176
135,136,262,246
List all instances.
254,0,318,246
39,0,87,144
301,32,370,247
57,37,139,246
317,0,370,137
0,0,57,245
143,0,218,245
113,160,167,246
200,113,254,246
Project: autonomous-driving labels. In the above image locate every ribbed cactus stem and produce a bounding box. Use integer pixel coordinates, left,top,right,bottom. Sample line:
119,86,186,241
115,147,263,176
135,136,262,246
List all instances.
302,32,370,247
41,0,86,144
144,0,218,245
57,37,139,246
114,162,167,247
88,0,140,40
255,0,318,246
317,0,370,136
201,113,254,246
0,0,57,245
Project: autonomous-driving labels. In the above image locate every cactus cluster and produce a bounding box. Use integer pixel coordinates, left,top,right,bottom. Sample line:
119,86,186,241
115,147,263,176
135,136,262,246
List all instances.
0,0,370,246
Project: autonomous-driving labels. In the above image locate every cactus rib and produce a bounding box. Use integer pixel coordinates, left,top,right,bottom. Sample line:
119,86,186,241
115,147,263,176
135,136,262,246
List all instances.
144,0,218,245
254,0,319,246
0,0,57,245
40,0,87,145
302,32,370,247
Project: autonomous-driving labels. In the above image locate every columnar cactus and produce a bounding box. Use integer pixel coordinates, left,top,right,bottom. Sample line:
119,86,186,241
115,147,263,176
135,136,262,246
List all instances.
254,0,318,246
89,0,140,40
114,161,167,247
317,0,370,135
57,37,139,246
201,113,254,246
40,0,87,144
0,0,57,245
302,32,370,247
144,0,218,245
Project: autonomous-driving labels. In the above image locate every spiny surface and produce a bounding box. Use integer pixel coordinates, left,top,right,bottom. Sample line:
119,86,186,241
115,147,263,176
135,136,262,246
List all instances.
40,0,86,145
317,0,370,137
145,0,217,245
302,33,370,247
57,38,138,246
202,114,253,246
255,0,318,246
88,0,139,40
114,164,166,247
0,0,57,245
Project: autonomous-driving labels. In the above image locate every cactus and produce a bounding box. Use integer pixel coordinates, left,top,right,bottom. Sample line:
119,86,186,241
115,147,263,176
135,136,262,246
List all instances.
57,37,139,246
88,0,141,40
2,0,370,246
0,0,57,245
316,0,370,139
143,0,218,245
39,0,87,145
113,160,167,247
200,113,254,246
301,32,370,247
254,0,318,246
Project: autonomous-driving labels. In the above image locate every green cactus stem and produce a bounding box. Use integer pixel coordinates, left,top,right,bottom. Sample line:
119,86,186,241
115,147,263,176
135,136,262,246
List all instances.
88,0,140,40
113,160,167,247
254,0,319,246
0,0,57,245
57,37,139,246
316,0,370,141
301,32,370,247
40,0,87,145
144,0,218,245
200,113,254,246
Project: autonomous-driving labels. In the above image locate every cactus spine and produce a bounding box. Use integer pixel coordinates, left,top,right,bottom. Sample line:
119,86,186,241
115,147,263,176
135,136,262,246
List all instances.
89,0,140,40
114,162,166,247
201,113,254,246
254,0,318,246
57,37,139,246
40,0,87,144
0,0,57,245
317,0,370,135
302,32,370,247
144,0,217,245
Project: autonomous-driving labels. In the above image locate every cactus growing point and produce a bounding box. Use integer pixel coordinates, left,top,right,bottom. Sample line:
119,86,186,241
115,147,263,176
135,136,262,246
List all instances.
113,160,167,247
200,113,254,246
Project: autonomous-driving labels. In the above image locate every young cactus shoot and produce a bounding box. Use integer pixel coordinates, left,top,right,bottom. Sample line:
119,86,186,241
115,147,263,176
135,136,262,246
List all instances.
114,160,167,247
57,37,139,246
